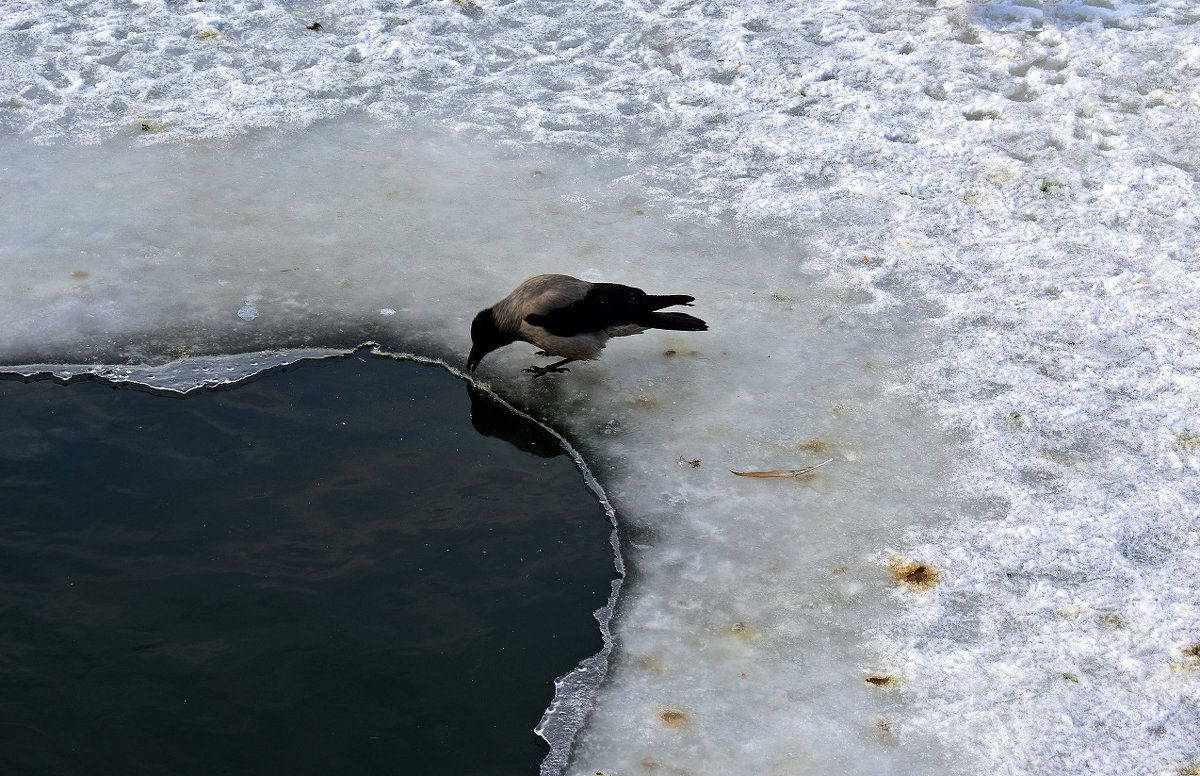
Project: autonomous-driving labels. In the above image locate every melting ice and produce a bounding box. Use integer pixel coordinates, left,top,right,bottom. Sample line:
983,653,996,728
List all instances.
3,0,1199,773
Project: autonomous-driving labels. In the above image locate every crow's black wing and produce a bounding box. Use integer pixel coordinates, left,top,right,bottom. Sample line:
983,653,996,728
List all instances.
524,283,649,336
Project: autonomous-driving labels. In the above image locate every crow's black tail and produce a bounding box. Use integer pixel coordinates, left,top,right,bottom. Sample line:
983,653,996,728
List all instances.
644,294,695,310
639,311,708,331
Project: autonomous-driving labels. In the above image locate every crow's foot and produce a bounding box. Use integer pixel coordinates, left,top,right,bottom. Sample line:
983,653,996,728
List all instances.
523,364,571,378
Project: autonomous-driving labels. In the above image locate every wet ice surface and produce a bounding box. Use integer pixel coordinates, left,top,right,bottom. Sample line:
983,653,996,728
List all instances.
4,0,1200,773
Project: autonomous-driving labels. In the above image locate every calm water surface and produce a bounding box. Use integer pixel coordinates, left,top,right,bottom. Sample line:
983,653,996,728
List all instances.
0,354,615,775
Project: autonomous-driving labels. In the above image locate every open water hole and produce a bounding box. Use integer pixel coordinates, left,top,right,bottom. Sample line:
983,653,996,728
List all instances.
0,353,616,775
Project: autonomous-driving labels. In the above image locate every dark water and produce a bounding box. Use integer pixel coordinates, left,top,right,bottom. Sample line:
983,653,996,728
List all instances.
0,354,615,776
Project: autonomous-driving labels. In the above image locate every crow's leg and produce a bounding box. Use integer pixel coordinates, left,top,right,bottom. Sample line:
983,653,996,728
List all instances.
523,358,575,378
533,350,553,357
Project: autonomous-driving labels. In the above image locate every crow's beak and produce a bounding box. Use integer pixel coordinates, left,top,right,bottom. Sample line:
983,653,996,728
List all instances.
466,347,482,374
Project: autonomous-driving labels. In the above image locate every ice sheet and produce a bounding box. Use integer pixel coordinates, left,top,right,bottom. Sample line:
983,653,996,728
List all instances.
3,0,1199,773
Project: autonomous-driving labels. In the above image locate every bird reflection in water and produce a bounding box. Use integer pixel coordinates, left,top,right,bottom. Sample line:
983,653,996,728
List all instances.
466,382,564,458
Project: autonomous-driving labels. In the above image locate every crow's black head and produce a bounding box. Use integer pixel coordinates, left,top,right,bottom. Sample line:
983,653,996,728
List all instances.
467,308,517,373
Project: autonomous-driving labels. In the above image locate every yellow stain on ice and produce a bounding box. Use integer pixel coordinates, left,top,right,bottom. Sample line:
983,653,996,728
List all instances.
889,559,940,591
657,707,689,729
729,621,761,643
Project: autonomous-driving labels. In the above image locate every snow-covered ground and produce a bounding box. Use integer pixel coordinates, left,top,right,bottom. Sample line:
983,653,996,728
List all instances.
3,0,1198,773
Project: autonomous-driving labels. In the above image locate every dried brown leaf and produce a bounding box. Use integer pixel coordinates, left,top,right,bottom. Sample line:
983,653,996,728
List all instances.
731,458,833,478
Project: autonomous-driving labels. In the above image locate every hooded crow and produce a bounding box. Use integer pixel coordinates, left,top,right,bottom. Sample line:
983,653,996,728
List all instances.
467,274,708,377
